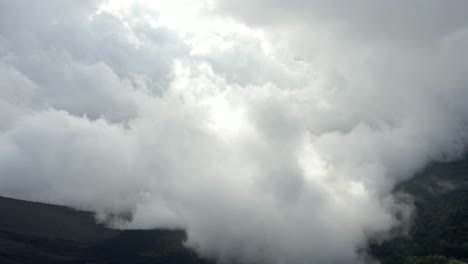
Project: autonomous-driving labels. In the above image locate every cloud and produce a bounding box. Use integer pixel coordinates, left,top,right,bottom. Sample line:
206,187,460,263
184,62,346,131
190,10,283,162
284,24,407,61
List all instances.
1,1,468,264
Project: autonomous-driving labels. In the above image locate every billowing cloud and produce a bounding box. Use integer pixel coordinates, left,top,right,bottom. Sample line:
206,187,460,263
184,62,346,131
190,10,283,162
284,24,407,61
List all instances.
1,1,468,264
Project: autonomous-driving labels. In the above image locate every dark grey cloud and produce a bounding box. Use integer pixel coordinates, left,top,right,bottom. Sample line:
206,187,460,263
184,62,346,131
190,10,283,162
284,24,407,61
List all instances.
217,0,468,44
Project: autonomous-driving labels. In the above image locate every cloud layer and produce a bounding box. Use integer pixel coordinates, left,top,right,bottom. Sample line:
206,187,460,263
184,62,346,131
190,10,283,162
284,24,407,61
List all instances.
1,1,468,263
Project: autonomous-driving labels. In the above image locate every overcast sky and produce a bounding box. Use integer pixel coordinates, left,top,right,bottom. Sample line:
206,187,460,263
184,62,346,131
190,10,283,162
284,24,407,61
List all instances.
1,1,468,263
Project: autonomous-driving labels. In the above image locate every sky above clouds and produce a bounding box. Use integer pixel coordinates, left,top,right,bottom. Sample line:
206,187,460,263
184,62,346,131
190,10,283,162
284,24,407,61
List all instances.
1,1,468,263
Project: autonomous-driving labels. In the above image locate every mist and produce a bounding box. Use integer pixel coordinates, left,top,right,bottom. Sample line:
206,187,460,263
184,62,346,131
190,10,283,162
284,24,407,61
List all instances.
1,1,468,263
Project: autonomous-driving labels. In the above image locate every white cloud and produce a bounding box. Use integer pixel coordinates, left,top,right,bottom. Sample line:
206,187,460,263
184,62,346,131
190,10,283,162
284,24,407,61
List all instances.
1,1,468,264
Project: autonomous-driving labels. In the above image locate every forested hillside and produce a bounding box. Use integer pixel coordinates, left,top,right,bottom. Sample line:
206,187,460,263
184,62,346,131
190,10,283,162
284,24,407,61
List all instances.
370,158,468,264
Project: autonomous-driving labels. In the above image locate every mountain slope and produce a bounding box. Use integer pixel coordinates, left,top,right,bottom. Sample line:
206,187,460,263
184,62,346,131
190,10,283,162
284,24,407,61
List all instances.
0,196,213,264
370,158,468,264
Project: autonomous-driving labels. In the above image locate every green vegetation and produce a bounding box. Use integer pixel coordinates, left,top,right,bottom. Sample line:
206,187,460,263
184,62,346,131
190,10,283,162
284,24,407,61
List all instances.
370,158,468,264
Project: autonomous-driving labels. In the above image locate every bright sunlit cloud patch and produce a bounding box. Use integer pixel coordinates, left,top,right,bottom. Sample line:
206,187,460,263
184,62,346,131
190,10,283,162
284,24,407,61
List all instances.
98,0,264,50
205,94,246,137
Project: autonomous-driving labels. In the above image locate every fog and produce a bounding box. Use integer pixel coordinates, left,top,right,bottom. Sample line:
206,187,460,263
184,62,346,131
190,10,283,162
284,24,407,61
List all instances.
1,1,468,263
